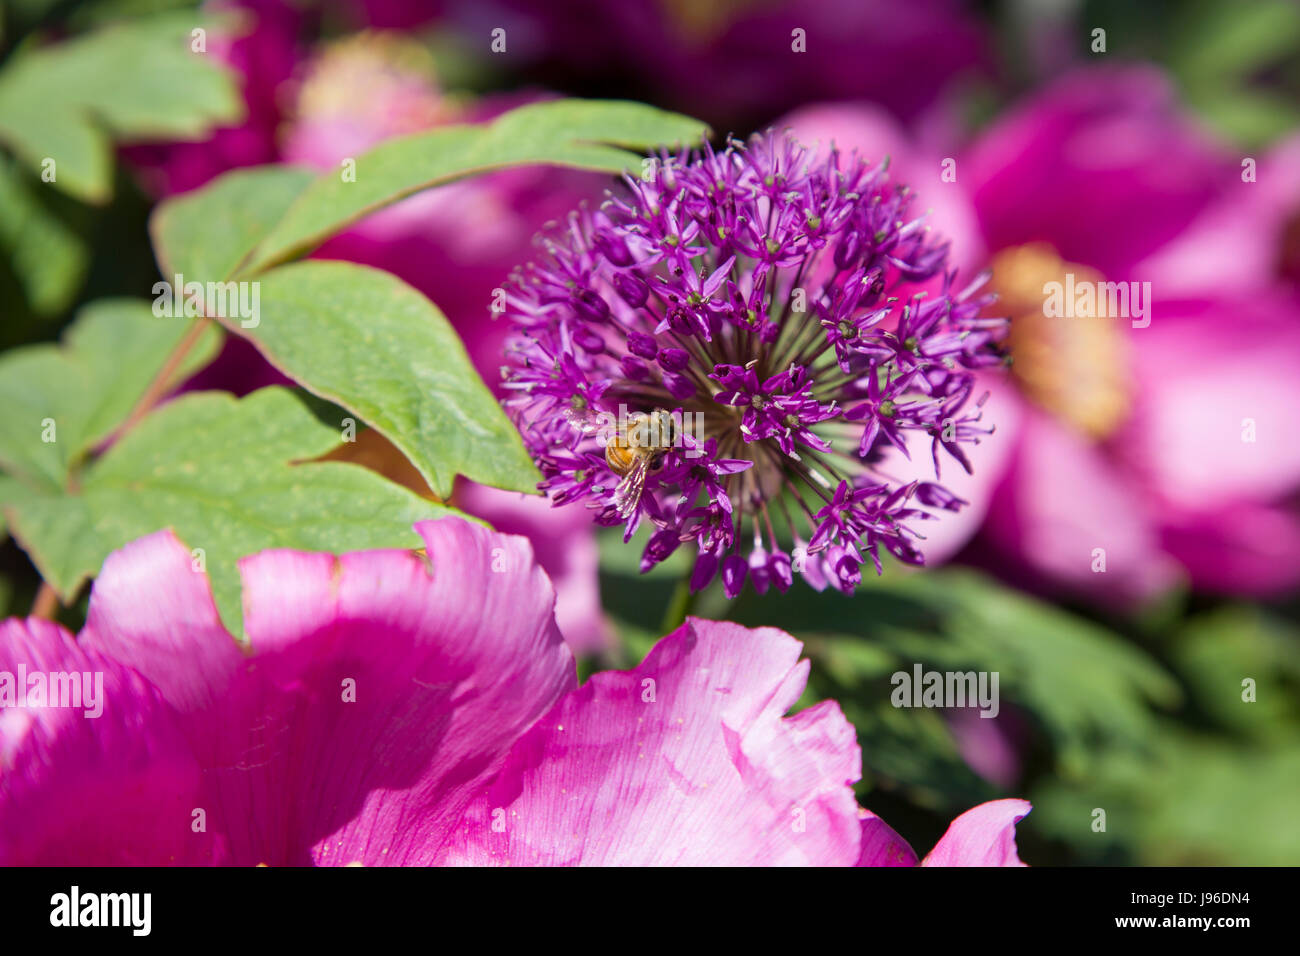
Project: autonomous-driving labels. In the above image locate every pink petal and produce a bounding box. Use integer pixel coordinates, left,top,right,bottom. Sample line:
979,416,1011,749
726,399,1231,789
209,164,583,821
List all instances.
1,618,218,865
82,529,244,716
984,408,1180,603
444,619,864,865
921,799,1032,866
780,102,986,276
1137,133,1300,297
946,706,1023,789
1118,296,1300,510
966,65,1228,278
856,809,919,866
458,482,612,655
82,517,575,865
237,517,575,865
1161,501,1300,596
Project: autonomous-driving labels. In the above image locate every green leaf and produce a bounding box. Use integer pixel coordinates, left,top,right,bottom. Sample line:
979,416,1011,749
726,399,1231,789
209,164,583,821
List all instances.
150,164,316,280
896,572,1181,775
0,155,89,315
0,13,242,201
144,101,707,498
225,260,538,498
1031,727,1300,865
1186,89,1300,150
1170,0,1300,82
729,568,1180,780
0,108,110,205
0,299,219,490
2,387,452,634
1172,605,1300,744
240,99,709,273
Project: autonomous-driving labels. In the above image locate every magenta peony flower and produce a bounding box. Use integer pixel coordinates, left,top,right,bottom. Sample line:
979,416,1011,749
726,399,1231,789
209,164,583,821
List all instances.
452,0,989,131
500,132,1006,599
1138,132,1300,298
0,519,1029,866
782,66,1300,601
456,482,613,655
124,0,303,196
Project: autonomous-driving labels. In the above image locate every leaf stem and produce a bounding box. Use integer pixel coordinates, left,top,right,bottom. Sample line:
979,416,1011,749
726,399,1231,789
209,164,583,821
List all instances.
30,582,59,619
118,317,212,438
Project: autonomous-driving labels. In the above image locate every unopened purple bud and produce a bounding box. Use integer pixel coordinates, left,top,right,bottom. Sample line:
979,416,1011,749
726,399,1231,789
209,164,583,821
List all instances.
627,330,659,359
621,355,650,381
769,550,794,592
572,326,605,353
663,372,697,399
666,306,695,336
641,528,681,571
573,288,610,322
657,348,690,372
748,549,771,596
613,272,649,307
721,553,748,599
691,550,719,593
593,231,634,266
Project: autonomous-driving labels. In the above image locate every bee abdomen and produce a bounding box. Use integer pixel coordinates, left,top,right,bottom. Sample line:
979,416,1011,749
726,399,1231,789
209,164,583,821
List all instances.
606,443,637,476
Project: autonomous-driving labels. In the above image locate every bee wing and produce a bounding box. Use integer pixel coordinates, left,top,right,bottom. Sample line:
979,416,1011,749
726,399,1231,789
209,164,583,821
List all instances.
613,457,650,518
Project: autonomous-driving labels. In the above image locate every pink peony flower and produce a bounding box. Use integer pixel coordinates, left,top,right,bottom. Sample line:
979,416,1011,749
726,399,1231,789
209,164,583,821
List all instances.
0,519,1028,866
781,65,1300,601
1136,132,1300,298
455,482,613,656
858,799,1032,867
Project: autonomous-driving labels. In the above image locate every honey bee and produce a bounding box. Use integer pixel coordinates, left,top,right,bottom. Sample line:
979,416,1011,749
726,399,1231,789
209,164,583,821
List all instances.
605,408,678,518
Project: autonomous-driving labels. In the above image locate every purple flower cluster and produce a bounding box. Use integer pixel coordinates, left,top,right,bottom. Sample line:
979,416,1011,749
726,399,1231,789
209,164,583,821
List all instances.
500,131,1006,597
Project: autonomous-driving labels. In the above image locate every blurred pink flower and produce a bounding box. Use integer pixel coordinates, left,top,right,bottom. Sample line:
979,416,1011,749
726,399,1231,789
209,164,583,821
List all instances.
461,0,989,131
963,66,1229,280
123,0,303,196
944,706,1024,790
0,520,1029,865
1137,132,1300,297
782,65,1300,601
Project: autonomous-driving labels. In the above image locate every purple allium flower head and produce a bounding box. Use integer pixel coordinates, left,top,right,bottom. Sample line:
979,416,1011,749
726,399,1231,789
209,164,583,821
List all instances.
501,132,1006,597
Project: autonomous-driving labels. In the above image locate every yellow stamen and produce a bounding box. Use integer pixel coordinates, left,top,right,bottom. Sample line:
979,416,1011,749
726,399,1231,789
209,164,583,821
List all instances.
990,243,1132,439
293,31,460,132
